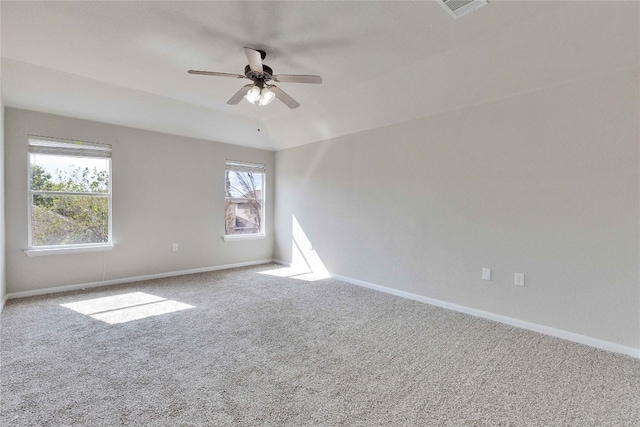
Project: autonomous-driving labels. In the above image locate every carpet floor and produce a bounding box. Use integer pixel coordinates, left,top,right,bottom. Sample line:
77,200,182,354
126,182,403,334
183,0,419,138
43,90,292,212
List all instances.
1,263,639,426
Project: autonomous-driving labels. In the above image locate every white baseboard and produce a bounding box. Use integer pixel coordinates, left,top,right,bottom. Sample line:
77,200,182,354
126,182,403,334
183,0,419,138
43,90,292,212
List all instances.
331,273,640,360
5,259,276,300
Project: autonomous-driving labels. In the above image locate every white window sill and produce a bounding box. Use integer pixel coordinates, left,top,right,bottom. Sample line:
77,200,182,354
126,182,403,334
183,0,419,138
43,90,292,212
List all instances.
223,234,266,242
25,244,114,257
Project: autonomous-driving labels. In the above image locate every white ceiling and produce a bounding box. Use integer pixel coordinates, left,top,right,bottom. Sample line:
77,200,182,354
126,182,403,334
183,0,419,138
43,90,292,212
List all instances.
1,1,638,151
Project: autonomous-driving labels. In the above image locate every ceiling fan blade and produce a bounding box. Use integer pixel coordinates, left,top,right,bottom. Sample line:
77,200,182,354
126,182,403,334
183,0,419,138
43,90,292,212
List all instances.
244,47,264,74
270,86,300,109
188,70,246,79
227,84,254,105
272,74,323,84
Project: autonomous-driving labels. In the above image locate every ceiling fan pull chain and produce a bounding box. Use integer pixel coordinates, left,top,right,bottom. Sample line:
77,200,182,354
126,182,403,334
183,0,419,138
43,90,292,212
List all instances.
257,104,261,132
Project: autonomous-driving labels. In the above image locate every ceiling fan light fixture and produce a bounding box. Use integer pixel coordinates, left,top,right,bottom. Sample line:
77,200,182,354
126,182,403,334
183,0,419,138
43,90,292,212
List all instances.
244,86,261,104
259,88,275,106
245,85,275,106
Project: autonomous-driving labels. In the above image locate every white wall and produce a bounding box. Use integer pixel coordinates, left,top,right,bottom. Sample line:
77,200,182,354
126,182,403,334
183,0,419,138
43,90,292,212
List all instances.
5,109,274,294
274,67,640,349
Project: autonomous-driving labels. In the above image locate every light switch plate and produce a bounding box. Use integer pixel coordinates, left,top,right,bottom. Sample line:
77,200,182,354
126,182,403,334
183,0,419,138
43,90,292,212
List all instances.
482,268,491,281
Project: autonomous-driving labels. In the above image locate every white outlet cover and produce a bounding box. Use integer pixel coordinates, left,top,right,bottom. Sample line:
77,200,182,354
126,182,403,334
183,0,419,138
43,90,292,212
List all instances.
515,273,525,286
482,268,491,280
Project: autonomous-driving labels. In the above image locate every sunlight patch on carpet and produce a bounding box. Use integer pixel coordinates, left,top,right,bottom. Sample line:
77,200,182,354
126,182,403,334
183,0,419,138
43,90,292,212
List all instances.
260,215,331,282
61,292,194,324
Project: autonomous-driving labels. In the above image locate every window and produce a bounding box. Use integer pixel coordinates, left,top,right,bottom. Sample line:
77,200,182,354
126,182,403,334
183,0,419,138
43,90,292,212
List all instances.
28,136,112,252
224,161,265,237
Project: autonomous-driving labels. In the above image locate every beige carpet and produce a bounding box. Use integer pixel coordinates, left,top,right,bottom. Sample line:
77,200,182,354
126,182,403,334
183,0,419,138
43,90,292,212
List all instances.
1,263,639,426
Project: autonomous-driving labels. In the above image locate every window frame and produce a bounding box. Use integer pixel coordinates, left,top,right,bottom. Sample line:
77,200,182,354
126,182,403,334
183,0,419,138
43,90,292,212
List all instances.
26,135,113,256
223,160,266,241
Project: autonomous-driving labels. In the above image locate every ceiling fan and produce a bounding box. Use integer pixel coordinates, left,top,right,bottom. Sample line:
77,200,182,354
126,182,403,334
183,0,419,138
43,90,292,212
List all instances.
188,47,322,109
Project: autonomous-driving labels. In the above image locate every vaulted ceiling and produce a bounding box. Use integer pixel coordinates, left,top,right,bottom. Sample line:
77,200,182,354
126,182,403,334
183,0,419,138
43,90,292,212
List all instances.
1,1,638,151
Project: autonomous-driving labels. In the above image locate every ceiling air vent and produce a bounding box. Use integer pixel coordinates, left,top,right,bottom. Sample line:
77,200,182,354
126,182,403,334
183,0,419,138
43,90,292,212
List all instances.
440,0,487,19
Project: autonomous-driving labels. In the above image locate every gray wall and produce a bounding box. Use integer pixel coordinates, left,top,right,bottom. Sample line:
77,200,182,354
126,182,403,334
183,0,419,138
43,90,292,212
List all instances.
1,94,5,304
1,0,5,303
274,67,640,348
5,109,274,294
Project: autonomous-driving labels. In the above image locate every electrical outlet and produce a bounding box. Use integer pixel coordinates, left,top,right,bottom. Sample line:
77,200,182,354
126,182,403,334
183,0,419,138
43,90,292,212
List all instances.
173,243,179,252
482,268,491,281
515,273,525,286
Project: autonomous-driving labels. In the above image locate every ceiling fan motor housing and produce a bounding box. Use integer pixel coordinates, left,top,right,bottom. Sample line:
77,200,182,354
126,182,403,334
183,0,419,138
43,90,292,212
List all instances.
244,64,273,83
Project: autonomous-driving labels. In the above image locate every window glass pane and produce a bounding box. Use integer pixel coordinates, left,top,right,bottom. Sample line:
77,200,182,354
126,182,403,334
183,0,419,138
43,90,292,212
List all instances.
32,195,109,246
30,154,109,193
225,200,262,235
225,170,263,199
